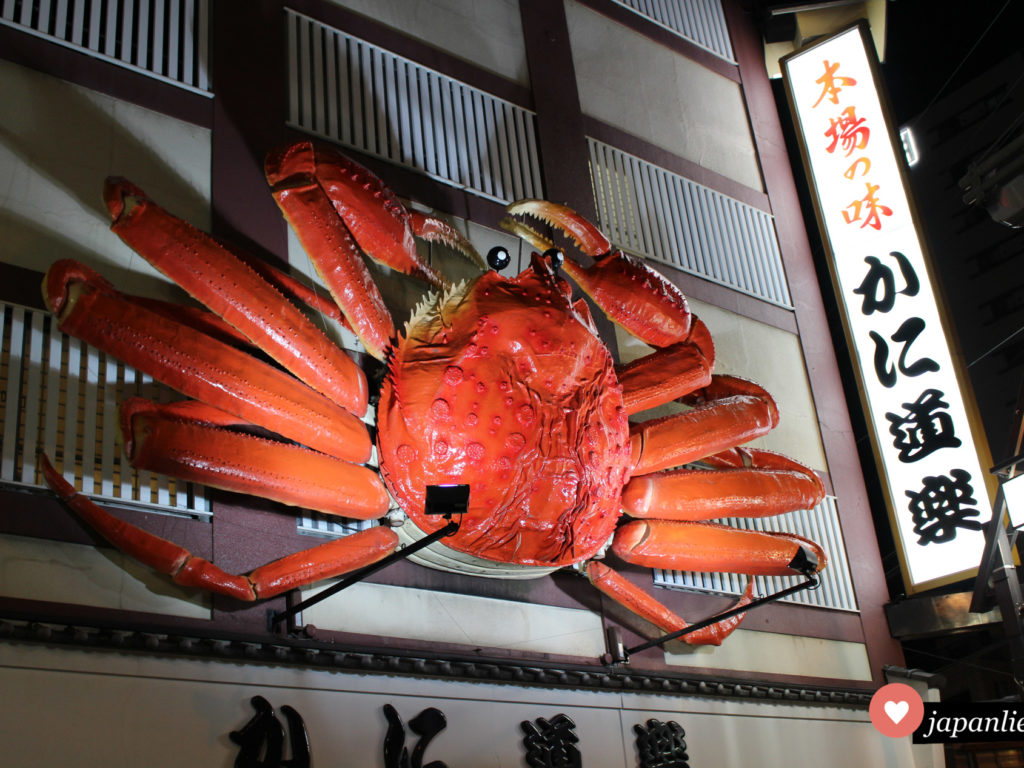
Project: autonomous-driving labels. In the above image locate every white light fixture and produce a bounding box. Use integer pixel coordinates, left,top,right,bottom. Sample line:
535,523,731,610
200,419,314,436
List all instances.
1002,473,1024,530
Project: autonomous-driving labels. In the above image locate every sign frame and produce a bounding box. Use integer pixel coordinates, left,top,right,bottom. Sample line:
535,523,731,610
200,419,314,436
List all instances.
780,22,996,594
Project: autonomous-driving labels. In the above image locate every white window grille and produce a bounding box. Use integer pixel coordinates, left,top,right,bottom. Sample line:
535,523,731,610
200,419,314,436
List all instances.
0,0,212,94
0,301,211,517
609,0,735,62
589,138,794,308
285,8,543,205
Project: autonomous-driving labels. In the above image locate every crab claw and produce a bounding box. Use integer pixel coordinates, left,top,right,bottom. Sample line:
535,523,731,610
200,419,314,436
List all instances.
409,211,487,271
267,141,451,286
506,199,612,257
505,200,693,349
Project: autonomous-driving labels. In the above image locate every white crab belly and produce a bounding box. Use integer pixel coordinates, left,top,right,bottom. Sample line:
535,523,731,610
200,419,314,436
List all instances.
397,517,558,580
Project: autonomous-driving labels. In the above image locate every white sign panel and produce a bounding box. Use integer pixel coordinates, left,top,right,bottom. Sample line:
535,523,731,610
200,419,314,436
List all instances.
783,26,992,591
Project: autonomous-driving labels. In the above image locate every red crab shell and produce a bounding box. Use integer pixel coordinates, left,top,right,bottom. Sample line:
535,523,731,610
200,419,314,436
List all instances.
377,255,633,567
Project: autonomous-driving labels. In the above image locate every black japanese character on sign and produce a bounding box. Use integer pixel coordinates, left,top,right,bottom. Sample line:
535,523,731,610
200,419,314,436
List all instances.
635,719,690,768
886,388,961,463
230,696,310,768
907,469,983,545
383,704,448,768
853,252,920,315
521,713,582,768
870,317,940,388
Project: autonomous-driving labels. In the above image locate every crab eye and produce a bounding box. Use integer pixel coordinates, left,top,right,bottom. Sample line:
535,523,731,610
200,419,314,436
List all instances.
487,246,511,272
543,248,564,270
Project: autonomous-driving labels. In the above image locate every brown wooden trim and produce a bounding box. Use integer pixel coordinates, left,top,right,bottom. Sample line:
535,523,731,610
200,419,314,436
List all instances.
209,0,290,261
654,259,799,332
724,0,904,685
0,25,213,128
518,0,597,222
584,117,771,212
286,0,533,108
0,486,213,559
574,0,741,84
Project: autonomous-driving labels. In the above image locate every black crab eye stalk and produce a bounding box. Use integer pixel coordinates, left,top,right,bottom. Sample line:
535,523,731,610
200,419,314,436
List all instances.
487,246,511,272
543,248,564,271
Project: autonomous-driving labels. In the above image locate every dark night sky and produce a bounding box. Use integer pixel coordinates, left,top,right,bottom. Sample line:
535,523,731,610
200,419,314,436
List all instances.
882,0,1024,124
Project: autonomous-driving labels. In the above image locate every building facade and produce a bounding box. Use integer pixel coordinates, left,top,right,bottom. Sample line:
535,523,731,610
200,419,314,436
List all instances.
0,1,925,765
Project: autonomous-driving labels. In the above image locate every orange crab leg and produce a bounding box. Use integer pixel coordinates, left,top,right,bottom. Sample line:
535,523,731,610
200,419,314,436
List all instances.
622,448,825,521
585,562,754,646
120,398,389,519
45,262,371,463
629,375,778,475
616,317,715,415
104,179,368,416
611,519,826,576
40,455,398,601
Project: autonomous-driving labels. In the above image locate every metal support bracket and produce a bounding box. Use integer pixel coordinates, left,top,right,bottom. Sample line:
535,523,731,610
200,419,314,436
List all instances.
270,485,468,633
607,576,819,664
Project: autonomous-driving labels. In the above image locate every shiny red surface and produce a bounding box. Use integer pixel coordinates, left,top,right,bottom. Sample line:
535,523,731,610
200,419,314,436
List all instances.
377,257,632,566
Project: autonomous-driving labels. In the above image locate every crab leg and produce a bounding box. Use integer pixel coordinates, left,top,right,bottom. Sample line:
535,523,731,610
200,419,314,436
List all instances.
120,398,389,519
615,317,714,415
104,179,368,416
45,262,371,463
611,519,826,576
629,375,778,475
586,562,754,646
623,448,825,521
40,455,398,601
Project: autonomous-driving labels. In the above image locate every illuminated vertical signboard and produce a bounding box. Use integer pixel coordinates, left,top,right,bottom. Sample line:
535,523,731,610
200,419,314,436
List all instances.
782,24,994,592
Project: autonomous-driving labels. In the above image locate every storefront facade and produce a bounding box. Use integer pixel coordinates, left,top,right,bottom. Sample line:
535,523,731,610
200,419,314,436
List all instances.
0,1,921,765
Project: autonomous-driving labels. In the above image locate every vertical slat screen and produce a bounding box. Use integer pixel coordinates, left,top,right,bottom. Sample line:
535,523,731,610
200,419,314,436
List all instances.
609,0,735,62
653,496,858,612
589,138,794,308
285,9,543,205
0,0,211,94
0,302,211,518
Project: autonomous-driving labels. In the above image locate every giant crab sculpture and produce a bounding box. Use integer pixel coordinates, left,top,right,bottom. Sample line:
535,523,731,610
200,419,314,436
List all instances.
40,141,826,646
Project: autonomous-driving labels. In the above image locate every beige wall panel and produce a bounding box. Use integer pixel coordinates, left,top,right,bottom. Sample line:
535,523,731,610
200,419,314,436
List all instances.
301,581,606,656
0,59,211,300
326,0,530,86
664,627,872,680
617,297,828,474
565,0,763,192
0,533,210,618
0,643,916,767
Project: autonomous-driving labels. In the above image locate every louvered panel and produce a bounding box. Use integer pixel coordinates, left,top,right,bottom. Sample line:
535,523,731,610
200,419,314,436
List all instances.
286,9,543,205
653,496,858,612
0,0,212,94
588,138,795,308
0,302,211,518
609,0,735,62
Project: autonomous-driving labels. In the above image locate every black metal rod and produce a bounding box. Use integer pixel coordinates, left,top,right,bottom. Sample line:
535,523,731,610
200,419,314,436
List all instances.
271,520,460,627
623,577,818,657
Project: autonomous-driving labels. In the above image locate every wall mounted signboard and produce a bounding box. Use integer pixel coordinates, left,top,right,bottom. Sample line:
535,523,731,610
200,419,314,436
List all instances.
782,24,994,593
